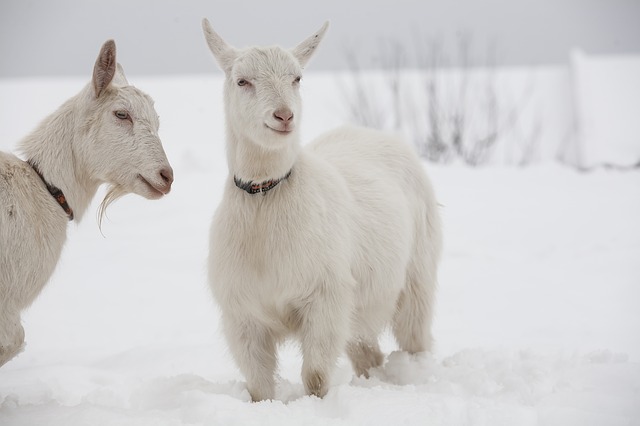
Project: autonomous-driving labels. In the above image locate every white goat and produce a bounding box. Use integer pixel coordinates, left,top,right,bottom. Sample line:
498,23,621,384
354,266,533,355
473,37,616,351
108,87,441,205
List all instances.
0,40,173,367
203,20,442,401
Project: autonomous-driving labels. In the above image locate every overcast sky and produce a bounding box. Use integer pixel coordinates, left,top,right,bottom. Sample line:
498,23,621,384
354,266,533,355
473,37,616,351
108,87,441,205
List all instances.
1,0,639,77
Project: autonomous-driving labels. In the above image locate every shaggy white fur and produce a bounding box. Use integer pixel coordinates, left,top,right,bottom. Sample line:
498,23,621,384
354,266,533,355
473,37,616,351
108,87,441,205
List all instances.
0,40,173,367
203,19,442,401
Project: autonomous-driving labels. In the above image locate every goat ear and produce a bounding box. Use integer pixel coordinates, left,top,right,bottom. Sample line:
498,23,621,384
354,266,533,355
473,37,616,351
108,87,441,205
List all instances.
92,39,117,98
202,18,237,73
292,21,329,68
112,63,129,86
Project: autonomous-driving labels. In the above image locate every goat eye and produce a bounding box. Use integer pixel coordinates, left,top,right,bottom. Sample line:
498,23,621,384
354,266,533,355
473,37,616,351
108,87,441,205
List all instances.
294,76,301,84
114,110,129,120
237,79,248,87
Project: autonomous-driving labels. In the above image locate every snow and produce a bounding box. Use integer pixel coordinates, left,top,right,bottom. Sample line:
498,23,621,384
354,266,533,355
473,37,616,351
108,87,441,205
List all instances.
570,51,640,168
1,74,640,425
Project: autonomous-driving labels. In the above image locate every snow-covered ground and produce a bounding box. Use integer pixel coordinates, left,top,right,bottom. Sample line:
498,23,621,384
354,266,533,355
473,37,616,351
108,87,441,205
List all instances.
1,75,639,425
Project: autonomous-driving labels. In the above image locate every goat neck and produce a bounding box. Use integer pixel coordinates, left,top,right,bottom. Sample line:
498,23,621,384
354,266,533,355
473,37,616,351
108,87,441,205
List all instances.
225,122,300,185
19,88,99,222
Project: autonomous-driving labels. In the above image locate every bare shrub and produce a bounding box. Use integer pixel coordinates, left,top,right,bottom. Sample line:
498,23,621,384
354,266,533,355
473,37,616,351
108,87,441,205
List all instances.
341,35,538,166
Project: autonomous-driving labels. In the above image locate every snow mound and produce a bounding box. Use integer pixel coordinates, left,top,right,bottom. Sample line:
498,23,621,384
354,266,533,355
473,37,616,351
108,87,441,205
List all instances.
2,350,639,425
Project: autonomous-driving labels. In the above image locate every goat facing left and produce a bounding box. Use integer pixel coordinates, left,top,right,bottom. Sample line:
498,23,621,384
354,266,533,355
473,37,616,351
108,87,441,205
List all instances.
0,40,174,367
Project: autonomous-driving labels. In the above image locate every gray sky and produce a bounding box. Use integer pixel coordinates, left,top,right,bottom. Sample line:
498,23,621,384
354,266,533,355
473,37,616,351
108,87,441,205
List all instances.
1,0,639,77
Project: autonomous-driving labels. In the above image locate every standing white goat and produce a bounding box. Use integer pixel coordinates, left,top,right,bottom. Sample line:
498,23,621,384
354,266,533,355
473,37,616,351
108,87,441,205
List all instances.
0,40,173,367
203,20,442,401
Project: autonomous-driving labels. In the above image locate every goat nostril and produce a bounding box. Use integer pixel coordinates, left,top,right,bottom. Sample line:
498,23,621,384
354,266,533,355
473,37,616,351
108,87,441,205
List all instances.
274,109,293,123
160,167,174,185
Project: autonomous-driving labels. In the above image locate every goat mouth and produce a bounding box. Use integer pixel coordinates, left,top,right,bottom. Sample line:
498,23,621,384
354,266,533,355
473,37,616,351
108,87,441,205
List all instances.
265,124,293,135
137,175,168,198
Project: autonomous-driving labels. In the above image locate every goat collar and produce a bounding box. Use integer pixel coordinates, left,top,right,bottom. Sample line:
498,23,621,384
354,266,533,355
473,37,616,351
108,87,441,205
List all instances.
233,170,292,195
28,160,74,221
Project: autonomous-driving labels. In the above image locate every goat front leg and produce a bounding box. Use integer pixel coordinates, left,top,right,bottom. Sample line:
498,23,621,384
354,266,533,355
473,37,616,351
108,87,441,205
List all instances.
222,313,278,402
297,280,353,398
0,308,25,368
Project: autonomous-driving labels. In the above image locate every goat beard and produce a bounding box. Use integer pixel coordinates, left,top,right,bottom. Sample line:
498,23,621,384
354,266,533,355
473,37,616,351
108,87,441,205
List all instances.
97,184,127,232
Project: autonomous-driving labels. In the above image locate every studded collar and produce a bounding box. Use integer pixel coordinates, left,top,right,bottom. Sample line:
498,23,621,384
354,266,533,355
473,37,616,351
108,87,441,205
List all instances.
28,160,74,221
233,170,292,195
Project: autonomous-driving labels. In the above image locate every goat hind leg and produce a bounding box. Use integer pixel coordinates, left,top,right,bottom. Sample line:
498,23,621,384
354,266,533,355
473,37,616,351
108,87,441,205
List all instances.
347,338,384,378
392,265,436,354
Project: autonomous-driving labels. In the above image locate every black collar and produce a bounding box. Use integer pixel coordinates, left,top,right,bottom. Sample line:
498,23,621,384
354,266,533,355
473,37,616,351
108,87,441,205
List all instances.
234,170,292,195
28,160,74,221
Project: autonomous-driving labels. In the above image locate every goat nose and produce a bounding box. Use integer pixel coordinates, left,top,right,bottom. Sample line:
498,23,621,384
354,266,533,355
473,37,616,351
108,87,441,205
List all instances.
160,166,174,186
273,108,293,123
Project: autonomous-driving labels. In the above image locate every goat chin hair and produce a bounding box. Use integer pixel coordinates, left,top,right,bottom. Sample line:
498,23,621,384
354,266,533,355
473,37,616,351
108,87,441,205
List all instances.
97,185,128,231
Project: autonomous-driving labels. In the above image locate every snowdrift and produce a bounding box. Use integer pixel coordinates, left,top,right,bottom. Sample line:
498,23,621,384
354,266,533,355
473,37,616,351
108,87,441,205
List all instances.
1,74,639,425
